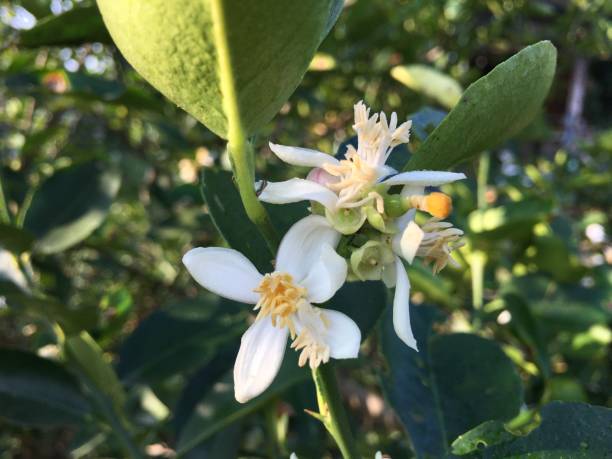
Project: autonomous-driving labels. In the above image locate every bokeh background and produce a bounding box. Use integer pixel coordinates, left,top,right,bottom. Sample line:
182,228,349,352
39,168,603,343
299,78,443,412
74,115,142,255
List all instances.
0,0,610,458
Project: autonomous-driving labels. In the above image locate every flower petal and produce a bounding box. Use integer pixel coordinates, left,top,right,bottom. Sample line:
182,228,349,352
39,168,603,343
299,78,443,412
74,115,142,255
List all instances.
276,215,341,283
323,309,361,359
182,247,262,304
381,170,466,187
269,142,340,168
300,244,347,304
392,256,418,350
392,219,424,264
257,178,339,210
233,317,288,403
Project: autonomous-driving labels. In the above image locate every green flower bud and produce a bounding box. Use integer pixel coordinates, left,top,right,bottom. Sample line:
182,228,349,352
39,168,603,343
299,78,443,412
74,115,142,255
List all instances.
383,194,410,217
349,240,395,282
326,207,367,235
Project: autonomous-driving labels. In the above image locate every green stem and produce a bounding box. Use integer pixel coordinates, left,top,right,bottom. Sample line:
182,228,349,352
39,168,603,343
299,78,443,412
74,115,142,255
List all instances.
211,0,279,253
476,151,490,210
16,186,35,228
0,172,11,224
312,364,359,459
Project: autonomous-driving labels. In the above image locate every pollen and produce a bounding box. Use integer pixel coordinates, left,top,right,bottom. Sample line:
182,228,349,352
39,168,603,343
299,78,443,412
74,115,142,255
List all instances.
254,273,307,335
323,148,379,208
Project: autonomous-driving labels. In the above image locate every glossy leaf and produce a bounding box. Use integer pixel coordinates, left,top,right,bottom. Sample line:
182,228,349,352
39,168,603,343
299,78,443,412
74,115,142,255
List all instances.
65,331,126,410
116,299,246,384
19,6,112,47
176,352,309,455
405,41,557,171
327,280,387,340
0,349,90,426
97,0,343,138
483,402,612,458
24,161,121,254
451,420,514,456
380,306,523,458
391,65,463,109
201,168,273,272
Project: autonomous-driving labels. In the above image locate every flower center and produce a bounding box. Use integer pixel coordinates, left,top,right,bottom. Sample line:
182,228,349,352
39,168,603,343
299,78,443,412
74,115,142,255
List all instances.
323,148,381,208
253,272,306,335
291,303,331,369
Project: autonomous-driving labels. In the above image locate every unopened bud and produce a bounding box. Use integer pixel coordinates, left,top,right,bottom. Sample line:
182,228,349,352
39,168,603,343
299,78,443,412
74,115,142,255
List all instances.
408,192,453,219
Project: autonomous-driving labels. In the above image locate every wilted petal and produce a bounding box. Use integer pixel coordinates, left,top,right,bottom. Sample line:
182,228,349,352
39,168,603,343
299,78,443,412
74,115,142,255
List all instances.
300,244,347,304
269,142,340,168
324,309,361,359
276,215,341,284
381,170,466,187
183,247,262,304
233,317,288,403
258,178,339,210
392,257,418,350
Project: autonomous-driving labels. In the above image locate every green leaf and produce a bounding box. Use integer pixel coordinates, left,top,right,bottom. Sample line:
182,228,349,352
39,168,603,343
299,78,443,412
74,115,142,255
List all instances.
65,331,126,411
405,41,557,171
201,168,273,272
327,281,387,340
391,65,463,109
1,284,92,334
482,402,612,458
97,0,342,138
19,6,112,47
451,420,515,456
380,306,523,458
24,161,121,254
0,224,34,254
116,299,246,384
177,352,309,455
0,349,90,426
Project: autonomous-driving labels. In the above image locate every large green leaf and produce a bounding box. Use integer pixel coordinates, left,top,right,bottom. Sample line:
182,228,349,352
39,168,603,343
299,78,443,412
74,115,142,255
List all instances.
176,352,309,455
380,306,523,458
405,41,556,171
65,331,126,411
97,0,342,138
19,6,112,47
117,299,246,384
24,161,121,254
482,402,612,458
0,349,90,426
201,168,273,272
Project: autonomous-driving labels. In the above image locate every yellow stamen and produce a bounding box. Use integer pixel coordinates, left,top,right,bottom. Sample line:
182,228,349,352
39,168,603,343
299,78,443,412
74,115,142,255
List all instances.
253,273,306,336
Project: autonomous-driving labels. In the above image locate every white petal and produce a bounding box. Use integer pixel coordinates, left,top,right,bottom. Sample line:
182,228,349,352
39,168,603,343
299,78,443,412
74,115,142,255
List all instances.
182,247,262,304
300,244,347,304
395,208,416,233
269,142,340,168
258,178,339,210
276,215,341,283
392,220,424,264
381,170,466,187
233,317,288,403
400,185,425,198
392,257,418,350
323,309,361,359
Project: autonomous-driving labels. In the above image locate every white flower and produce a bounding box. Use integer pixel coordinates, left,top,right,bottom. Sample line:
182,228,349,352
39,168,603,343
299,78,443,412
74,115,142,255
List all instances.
182,215,361,403
258,101,465,224
383,209,464,350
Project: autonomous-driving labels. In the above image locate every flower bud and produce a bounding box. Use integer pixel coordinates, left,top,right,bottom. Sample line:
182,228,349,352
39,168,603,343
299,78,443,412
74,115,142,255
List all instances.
306,167,338,187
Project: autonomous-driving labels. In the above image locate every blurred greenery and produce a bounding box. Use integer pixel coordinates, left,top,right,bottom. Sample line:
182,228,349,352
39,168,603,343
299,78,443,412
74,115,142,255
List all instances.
0,0,610,458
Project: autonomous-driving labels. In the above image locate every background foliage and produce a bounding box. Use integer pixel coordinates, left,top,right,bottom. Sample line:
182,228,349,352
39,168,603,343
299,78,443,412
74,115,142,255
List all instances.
0,0,610,458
